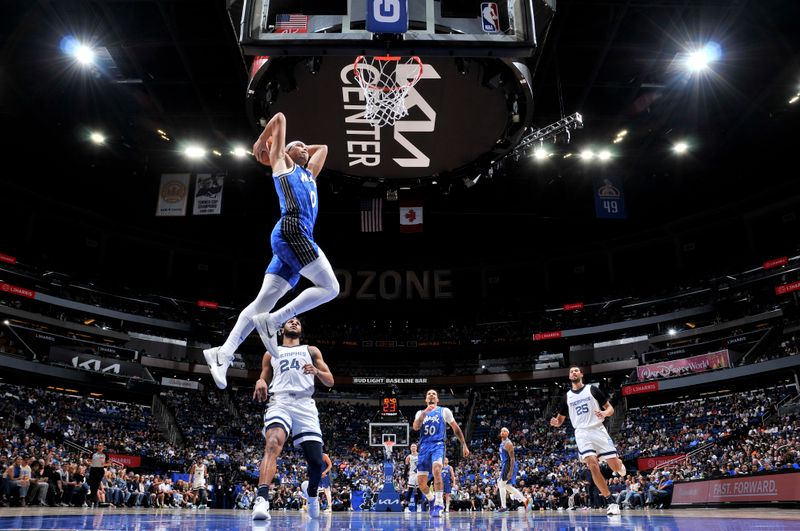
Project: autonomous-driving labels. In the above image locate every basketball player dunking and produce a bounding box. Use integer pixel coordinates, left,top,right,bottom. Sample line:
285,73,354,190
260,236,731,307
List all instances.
251,317,334,520
550,366,626,516
203,112,338,389
413,389,469,518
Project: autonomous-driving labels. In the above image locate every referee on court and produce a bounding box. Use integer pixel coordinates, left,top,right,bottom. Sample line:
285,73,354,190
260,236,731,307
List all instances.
88,442,109,507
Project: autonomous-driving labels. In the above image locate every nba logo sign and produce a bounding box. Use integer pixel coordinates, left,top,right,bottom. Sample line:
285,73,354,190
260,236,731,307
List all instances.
481,2,500,33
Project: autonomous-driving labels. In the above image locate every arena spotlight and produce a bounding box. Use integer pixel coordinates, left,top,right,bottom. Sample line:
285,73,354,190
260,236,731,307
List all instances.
89,132,106,145
2,320,9,326
184,145,206,159
75,44,96,65
597,149,612,162
686,42,721,73
673,141,689,154
580,149,595,161
668,328,677,336
231,146,249,158
533,147,549,161
790,95,799,104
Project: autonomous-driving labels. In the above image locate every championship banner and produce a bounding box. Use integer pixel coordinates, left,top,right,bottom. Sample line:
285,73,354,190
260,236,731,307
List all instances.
672,472,800,505
593,176,627,219
637,454,686,471
108,454,142,468
156,173,190,217
636,349,730,381
192,173,224,215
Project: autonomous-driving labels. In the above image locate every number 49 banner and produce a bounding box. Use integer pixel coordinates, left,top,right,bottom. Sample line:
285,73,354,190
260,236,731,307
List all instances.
593,176,627,219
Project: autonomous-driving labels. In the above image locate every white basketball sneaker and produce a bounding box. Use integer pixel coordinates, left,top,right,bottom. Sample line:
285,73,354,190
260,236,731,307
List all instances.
203,347,233,389
614,464,627,478
307,497,320,519
253,312,281,357
252,496,270,520
606,503,621,516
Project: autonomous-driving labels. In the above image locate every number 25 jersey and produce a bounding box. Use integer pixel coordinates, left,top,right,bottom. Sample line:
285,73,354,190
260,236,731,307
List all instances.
558,384,609,430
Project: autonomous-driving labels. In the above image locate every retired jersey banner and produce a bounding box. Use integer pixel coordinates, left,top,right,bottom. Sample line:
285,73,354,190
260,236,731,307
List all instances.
593,176,627,219
636,349,730,381
193,174,224,215
156,173,190,217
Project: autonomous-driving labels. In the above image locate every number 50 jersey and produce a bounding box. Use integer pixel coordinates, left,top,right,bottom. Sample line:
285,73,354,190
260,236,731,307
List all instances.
269,345,315,396
558,384,610,430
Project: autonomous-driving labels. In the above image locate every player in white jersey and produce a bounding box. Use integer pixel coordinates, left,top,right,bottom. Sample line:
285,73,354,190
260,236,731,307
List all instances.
250,317,334,521
550,366,626,516
203,111,338,390
188,457,208,508
404,443,422,513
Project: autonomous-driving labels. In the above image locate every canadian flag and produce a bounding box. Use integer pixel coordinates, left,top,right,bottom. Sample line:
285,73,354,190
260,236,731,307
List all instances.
399,200,423,233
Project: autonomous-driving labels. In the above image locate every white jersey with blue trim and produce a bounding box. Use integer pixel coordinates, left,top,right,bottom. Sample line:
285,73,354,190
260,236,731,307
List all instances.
268,345,315,396
273,163,318,233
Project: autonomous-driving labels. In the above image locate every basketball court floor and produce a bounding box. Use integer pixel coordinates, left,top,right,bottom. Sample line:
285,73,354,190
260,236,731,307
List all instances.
1,507,799,530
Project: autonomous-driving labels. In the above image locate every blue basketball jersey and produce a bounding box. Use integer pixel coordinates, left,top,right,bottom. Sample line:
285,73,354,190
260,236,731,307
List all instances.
500,438,512,467
441,466,451,484
273,163,318,232
420,407,446,446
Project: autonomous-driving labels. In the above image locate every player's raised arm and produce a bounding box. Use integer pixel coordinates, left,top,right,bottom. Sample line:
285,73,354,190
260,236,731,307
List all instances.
445,410,470,457
305,346,334,387
252,112,287,169
253,352,273,402
305,144,328,179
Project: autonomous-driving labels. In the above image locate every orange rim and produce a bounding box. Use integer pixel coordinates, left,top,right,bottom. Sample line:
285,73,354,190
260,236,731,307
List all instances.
353,55,424,92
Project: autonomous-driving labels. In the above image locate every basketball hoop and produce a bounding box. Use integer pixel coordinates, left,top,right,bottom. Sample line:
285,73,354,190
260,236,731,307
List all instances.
353,55,424,127
382,440,396,459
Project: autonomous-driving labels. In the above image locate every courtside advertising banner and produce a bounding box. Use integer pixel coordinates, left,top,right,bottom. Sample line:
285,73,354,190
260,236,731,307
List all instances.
156,173,190,216
636,350,730,381
672,472,800,504
637,454,686,471
109,454,142,468
193,174,224,215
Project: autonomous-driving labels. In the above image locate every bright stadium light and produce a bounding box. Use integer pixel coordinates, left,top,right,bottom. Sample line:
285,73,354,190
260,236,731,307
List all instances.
184,145,206,159
686,42,722,73
75,44,95,65
89,132,105,145
580,149,595,161
597,149,612,162
668,328,677,336
673,141,689,155
533,147,549,161
790,95,799,104
231,146,249,158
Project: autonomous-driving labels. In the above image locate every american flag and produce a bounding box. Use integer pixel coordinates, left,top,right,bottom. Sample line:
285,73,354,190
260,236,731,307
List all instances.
360,198,383,233
275,14,308,33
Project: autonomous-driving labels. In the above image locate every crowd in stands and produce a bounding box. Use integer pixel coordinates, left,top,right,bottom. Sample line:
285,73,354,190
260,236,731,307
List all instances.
0,376,798,511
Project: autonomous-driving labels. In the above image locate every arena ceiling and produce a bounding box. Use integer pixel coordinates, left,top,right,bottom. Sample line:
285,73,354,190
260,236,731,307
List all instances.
1,0,799,300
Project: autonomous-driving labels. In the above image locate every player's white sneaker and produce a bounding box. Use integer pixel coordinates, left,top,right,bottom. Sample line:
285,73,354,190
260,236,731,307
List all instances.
606,503,621,516
614,464,627,478
203,347,233,389
253,312,281,357
307,497,320,519
252,496,270,520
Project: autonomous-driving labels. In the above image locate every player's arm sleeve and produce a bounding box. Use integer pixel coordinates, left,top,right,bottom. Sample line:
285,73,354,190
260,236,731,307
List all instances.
590,386,610,407
557,395,569,417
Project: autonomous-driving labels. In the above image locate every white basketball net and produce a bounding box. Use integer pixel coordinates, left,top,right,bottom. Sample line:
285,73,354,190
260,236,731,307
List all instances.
383,441,395,459
354,56,424,127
